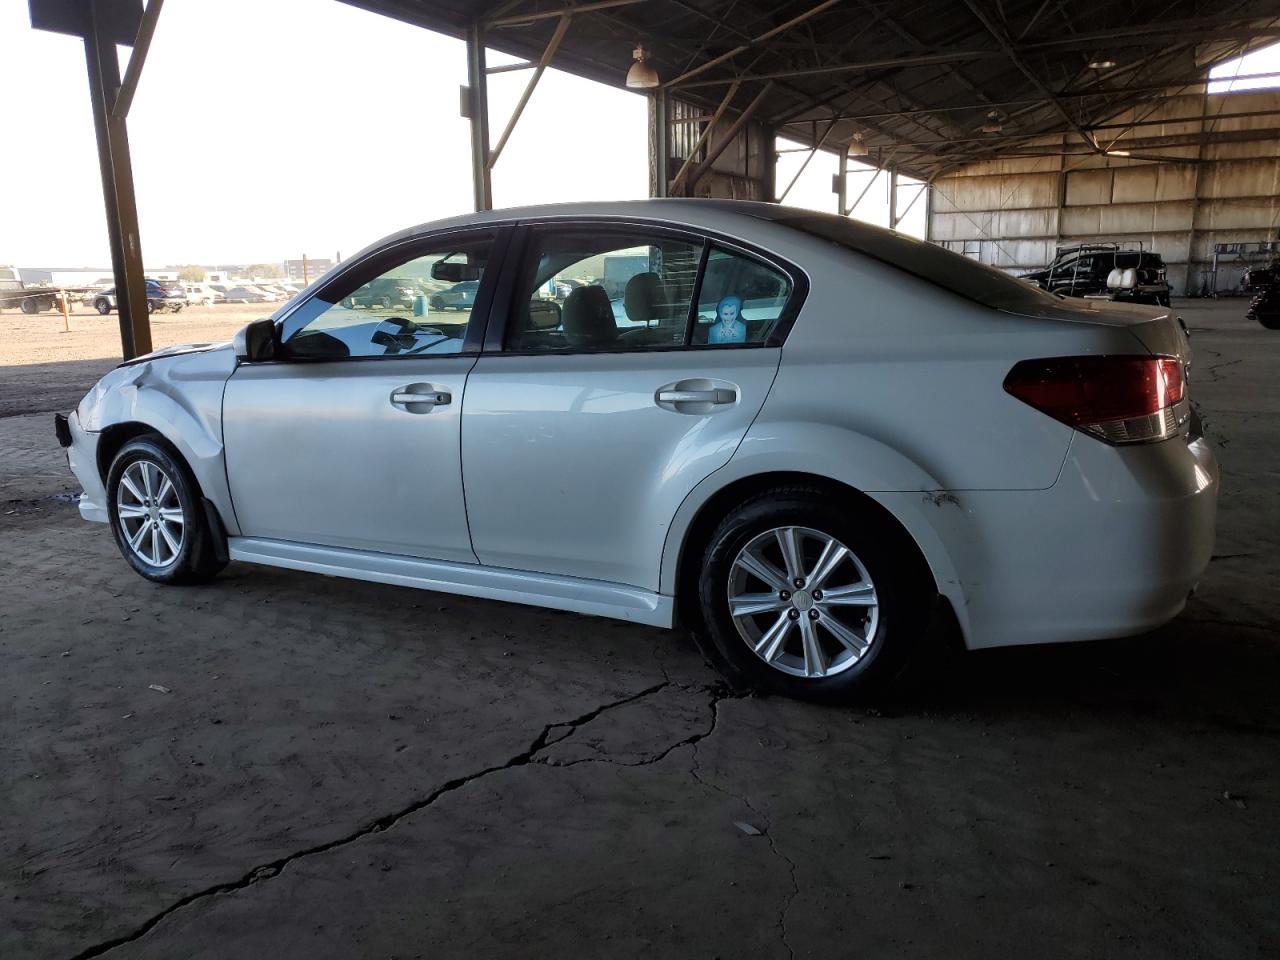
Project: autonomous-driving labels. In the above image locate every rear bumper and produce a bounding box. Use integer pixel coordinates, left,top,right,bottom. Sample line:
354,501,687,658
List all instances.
63,411,109,523
884,431,1218,650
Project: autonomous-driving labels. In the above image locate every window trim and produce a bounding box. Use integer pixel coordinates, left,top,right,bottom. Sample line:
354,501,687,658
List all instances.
482,217,808,358
264,225,511,364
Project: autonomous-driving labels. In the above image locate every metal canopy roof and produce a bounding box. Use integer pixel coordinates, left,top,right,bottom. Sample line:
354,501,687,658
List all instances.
342,0,1280,179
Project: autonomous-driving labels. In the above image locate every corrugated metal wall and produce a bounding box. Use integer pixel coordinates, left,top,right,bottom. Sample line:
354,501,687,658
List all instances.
927,89,1280,295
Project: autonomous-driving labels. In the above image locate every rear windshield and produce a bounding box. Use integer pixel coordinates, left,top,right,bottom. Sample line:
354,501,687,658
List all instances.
775,210,1058,312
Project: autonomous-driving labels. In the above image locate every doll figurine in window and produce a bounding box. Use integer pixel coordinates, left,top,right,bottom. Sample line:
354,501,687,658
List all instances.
708,295,746,344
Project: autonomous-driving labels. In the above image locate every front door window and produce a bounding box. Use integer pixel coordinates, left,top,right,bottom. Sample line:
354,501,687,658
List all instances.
279,237,494,359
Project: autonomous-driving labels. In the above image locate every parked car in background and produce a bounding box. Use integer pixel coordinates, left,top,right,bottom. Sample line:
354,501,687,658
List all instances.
220,286,271,304
184,283,221,307
428,280,479,311
1241,259,1278,292
256,284,290,300
347,276,421,310
56,200,1216,703
93,279,186,314
1023,244,1171,306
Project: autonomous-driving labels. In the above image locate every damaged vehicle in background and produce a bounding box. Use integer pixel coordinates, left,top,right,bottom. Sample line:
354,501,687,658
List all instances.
55,200,1217,703
1023,243,1172,307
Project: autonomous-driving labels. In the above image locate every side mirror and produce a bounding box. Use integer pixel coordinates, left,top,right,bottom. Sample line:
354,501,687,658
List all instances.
234,318,278,362
527,299,562,330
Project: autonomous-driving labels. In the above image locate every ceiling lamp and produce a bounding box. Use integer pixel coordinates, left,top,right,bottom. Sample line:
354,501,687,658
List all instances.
848,132,868,156
626,45,659,89
1088,58,1117,69
981,110,1004,134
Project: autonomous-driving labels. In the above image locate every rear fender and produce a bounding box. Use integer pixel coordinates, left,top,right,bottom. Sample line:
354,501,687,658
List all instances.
659,422,971,641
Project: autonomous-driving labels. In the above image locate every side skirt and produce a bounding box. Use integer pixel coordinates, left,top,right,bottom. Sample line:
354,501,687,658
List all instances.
226,537,676,628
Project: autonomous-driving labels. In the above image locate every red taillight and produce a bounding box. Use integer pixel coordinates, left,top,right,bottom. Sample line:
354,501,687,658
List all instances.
1003,355,1187,444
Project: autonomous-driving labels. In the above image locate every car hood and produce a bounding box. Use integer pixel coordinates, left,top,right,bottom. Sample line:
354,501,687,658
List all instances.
77,342,237,430
119,341,231,366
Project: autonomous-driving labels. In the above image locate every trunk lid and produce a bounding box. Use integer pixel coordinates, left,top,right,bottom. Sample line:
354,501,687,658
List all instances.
1003,295,1191,362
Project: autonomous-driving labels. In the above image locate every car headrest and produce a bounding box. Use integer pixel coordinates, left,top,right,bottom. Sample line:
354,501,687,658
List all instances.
1107,268,1124,289
623,271,666,325
562,285,616,347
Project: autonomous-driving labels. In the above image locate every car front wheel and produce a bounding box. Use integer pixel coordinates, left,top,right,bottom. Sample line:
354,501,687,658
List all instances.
107,436,226,585
697,488,929,702
95,299,111,315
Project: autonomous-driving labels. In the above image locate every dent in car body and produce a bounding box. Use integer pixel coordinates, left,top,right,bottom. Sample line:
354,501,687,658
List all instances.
78,343,241,535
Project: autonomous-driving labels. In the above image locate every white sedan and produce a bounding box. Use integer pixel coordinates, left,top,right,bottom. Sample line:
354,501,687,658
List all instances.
56,200,1217,701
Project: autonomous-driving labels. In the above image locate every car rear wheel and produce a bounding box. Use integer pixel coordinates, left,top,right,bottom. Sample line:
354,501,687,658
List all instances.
107,436,226,585
696,488,929,702
95,299,111,314
20,298,39,314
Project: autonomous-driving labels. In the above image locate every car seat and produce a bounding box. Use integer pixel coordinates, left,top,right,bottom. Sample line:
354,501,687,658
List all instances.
623,271,667,325
562,285,617,348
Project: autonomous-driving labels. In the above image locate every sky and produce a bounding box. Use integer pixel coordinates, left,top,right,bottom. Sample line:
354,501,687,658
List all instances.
1209,39,1280,92
0,0,923,270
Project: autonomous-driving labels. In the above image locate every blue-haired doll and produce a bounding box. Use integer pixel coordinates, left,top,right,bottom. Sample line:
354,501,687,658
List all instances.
708,295,746,344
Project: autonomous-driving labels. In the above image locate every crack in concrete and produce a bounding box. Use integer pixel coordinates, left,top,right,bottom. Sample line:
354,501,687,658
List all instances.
67,680,671,960
689,699,799,960
540,680,744,769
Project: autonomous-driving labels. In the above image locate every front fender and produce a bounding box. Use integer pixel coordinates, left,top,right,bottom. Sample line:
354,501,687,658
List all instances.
81,346,240,534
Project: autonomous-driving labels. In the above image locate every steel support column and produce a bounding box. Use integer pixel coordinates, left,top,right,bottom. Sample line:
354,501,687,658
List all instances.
761,125,777,202
85,0,151,359
466,21,493,211
888,164,898,228
649,90,669,197
836,144,848,215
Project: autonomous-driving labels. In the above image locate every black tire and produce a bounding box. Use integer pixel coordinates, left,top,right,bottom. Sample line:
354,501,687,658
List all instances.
106,435,227,585
380,296,392,309
95,298,112,315
146,299,157,313
695,487,931,703
20,297,39,315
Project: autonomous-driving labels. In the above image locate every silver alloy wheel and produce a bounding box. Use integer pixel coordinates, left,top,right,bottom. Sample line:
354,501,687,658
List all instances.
727,525,879,679
116,460,185,568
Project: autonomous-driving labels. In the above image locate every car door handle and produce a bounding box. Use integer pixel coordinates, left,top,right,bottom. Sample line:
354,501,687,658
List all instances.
390,389,451,407
656,389,736,404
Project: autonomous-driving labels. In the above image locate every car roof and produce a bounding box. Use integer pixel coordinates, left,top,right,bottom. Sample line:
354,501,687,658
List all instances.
370,199,807,255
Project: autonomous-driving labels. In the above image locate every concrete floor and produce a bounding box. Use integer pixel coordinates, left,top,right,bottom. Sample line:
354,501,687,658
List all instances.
2,299,1277,959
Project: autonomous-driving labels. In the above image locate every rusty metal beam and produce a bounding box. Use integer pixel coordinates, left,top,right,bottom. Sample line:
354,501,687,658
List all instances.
685,81,774,193
488,0,643,28
488,12,571,169
672,49,1002,88
111,0,164,120
662,0,841,89
961,0,1097,150
669,80,741,196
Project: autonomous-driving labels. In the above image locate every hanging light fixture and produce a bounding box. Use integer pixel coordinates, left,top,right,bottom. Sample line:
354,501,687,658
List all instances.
1088,58,1117,69
848,131,868,156
981,109,1005,134
626,45,660,89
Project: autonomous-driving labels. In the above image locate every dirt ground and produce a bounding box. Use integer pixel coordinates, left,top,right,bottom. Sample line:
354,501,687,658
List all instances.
1,299,1277,959
0,304,257,418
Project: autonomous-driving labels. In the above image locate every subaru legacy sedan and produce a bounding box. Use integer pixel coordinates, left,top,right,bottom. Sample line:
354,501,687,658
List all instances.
56,200,1217,702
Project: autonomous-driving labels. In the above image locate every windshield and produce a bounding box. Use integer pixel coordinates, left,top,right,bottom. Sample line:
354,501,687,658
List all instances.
775,211,1059,312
